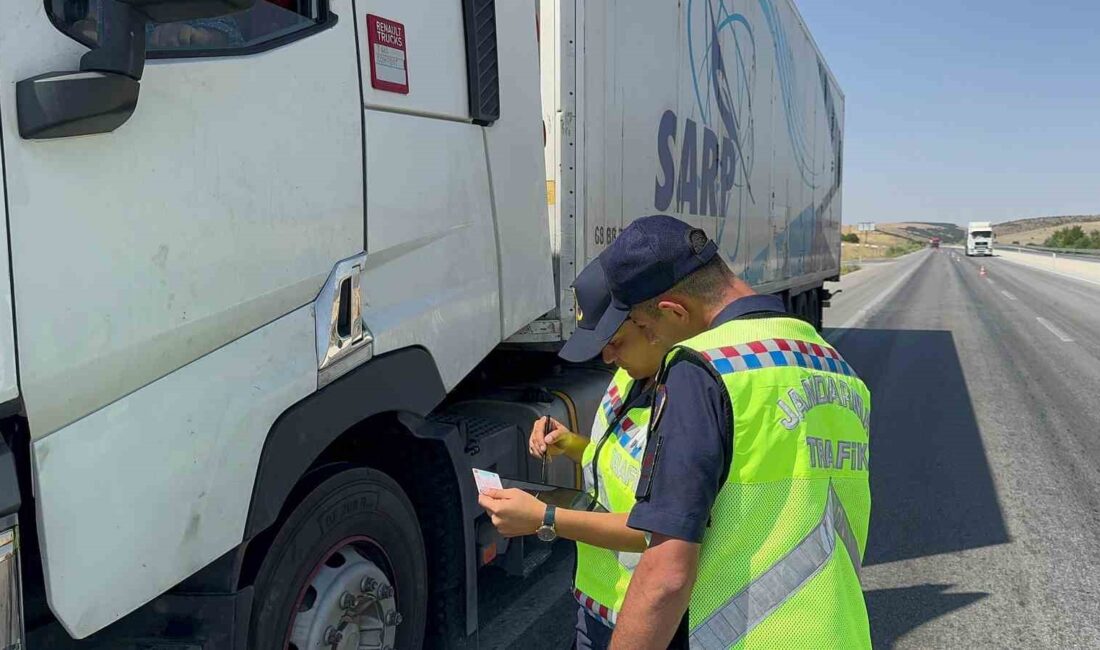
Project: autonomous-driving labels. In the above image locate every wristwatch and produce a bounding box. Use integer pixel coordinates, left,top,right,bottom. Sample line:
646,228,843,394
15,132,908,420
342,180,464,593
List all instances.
536,505,557,542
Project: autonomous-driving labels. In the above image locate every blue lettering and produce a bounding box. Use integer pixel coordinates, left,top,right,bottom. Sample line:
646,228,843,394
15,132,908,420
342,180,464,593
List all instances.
676,118,699,215
720,136,737,215
653,113,736,219
700,127,720,217
654,110,677,211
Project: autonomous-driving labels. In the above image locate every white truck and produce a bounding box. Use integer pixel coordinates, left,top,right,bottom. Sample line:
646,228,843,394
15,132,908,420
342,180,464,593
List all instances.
0,0,843,647
967,221,994,256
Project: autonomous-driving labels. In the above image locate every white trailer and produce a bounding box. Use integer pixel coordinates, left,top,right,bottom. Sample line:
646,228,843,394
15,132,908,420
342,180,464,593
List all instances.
967,221,995,256
523,0,845,341
0,0,843,647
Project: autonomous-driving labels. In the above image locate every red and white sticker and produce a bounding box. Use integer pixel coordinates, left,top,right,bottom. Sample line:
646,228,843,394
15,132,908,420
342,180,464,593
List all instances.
367,15,409,94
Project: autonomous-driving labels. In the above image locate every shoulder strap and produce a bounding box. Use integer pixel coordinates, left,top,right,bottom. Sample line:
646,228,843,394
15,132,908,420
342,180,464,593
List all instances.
591,380,653,505
636,347,734,500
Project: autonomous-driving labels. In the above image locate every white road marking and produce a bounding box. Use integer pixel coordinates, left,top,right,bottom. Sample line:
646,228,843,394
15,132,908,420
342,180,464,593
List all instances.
1001,290,1017,301
826,253,927,345
1036,317,1073,343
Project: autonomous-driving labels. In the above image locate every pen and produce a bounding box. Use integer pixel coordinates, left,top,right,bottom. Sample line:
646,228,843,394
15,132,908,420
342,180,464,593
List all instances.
541,415,551,483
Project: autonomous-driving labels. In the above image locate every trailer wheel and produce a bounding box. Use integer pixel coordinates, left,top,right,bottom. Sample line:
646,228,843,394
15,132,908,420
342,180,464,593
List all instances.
249,467,427,650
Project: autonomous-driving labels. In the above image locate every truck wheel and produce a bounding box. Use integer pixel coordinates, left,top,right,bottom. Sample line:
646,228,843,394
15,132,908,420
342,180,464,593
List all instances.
250,467,427,650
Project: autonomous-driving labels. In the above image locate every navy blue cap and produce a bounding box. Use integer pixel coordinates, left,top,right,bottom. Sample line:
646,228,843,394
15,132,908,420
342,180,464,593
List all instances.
558,255,631,362
603,215,719,307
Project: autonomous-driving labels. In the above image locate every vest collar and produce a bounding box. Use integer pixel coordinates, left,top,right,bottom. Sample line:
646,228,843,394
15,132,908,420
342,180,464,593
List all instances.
710,294,787,328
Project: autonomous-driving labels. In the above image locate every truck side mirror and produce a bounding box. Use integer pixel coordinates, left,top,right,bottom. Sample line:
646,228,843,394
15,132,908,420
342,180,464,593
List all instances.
17,0,255,140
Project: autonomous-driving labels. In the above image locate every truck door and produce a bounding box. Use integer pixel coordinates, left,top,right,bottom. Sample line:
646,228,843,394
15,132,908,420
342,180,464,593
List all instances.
0,0,363,637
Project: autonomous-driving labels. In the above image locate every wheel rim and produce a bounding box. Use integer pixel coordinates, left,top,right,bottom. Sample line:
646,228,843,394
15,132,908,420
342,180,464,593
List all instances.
286,536,401,650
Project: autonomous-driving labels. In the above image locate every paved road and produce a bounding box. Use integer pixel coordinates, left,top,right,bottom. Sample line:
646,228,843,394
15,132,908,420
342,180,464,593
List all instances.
479,247,1100,648
995,248,1100,286
826,248,1100,648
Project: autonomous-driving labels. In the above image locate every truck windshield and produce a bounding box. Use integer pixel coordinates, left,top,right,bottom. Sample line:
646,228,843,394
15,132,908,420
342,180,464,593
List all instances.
971,231,992,238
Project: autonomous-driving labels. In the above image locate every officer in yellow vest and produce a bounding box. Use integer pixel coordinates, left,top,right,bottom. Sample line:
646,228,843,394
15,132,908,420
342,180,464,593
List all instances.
592,215,873,650
478,256,670,649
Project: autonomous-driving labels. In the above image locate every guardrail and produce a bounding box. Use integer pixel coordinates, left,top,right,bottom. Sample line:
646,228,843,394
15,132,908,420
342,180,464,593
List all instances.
1005,245,1100,258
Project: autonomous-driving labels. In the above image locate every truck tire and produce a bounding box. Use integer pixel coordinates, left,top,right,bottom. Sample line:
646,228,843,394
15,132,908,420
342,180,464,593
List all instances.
249,467,428,650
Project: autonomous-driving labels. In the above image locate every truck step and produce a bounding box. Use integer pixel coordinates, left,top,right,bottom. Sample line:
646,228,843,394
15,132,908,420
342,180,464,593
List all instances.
521,541,555,578
428,412,521,470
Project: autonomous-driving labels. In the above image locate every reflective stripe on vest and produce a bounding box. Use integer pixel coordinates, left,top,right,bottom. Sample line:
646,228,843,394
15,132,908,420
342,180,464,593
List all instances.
658,315,872,648
574,587,618,627
688,483,861,650
700,337,855,377
575,369,653,622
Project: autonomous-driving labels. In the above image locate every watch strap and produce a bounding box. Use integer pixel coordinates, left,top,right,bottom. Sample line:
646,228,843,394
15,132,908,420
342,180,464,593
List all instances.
542,504,556,528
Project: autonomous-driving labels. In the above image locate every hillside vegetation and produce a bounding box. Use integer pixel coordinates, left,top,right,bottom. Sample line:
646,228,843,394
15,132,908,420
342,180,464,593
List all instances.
880,222,965,245
839,225,924,261
1042,225,1100,249
994,215,1100,238
846,217,1100,248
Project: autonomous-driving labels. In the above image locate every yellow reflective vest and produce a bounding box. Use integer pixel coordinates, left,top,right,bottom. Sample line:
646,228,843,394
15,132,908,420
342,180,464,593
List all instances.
661,315,872,649
574,369,652,626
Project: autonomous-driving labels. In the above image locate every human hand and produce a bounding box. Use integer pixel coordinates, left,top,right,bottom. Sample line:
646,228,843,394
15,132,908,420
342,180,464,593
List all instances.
528,416,573,459
477,488,546,537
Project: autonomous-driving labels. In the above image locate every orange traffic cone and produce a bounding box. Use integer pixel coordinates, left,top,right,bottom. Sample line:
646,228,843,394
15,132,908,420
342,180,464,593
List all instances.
979,266,987,278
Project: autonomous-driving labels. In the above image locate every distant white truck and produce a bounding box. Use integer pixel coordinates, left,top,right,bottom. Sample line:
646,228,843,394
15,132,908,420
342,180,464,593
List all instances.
967,222,994,256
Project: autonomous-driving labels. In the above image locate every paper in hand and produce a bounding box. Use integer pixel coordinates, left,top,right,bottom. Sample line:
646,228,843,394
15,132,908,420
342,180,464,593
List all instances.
472,468,503,494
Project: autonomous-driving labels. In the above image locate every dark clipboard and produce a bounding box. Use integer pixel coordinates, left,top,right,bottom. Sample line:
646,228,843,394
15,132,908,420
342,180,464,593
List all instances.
500,477,608,513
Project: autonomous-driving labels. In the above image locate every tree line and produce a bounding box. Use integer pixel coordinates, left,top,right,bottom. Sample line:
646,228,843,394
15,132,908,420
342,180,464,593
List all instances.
1043,225,1100,249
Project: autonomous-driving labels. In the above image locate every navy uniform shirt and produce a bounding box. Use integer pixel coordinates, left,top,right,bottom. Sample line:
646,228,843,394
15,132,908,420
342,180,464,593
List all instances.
627,294,787,542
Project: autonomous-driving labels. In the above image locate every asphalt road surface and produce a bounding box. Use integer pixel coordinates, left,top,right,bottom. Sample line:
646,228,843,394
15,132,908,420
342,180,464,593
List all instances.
826,248,1100,648
477,247,1100,648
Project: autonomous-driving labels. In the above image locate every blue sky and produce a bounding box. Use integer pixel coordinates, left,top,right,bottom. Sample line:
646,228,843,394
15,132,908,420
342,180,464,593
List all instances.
797,0,1100,225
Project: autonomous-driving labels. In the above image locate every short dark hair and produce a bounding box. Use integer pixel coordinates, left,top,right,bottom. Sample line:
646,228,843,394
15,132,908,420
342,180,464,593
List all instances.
636,256,733,315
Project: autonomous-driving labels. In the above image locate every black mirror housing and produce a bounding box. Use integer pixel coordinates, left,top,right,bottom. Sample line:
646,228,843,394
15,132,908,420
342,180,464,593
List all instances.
17,71,140,140
18,0,256,140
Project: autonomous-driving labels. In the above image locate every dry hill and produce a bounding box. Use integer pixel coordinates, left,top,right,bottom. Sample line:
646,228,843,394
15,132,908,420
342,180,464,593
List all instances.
996,221,1100,246
880,222,966,245
994,215,1100,238
845,217,1100,248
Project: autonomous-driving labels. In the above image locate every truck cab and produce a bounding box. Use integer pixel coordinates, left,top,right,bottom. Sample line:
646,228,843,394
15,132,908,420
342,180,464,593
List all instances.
0,0,567,646
967,222,994,256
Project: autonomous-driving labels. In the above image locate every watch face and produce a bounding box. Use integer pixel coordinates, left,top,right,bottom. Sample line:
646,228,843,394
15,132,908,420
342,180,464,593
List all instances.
537,525,557,542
